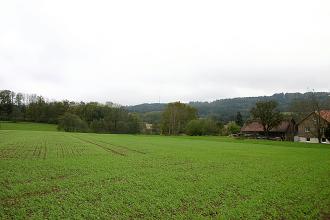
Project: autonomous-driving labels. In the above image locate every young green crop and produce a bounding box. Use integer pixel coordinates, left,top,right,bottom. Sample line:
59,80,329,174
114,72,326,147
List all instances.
0,130,329,219
0,121,57,132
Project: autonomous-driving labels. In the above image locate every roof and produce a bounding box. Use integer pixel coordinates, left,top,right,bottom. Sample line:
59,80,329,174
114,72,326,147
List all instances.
241,120,292,133
297,110,330,125
319,110,330,122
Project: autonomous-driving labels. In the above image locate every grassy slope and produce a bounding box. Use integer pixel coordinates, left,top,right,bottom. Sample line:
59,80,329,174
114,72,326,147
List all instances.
0,121,57,131
0,130,329,219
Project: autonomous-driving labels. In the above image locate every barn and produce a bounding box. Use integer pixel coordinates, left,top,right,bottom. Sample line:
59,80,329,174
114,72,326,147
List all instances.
241,119,296,141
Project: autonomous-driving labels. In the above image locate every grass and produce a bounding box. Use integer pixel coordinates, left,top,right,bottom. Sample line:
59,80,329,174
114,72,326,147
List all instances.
0,121,57,132
0,129,329,219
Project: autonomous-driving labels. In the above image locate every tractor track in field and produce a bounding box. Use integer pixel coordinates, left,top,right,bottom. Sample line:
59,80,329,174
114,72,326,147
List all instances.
0,140,48,160
71,135,126,156
32,145,38,158
94,139,146,155
43,144,47,159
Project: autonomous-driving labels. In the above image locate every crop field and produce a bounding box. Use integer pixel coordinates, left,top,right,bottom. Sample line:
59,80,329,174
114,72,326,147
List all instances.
0,129,330,219
0,121,57,132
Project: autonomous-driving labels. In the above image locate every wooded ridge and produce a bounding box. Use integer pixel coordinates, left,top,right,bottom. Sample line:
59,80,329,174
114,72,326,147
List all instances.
127,92,330,122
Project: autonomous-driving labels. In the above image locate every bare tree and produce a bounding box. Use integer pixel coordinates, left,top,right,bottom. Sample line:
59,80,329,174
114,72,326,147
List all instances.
308,92,327,143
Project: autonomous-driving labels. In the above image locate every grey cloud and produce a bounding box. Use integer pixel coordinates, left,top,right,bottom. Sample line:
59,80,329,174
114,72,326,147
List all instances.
0,0,329,105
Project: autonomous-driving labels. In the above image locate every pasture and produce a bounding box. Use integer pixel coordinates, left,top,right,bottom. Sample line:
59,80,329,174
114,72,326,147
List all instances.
0,127,330,219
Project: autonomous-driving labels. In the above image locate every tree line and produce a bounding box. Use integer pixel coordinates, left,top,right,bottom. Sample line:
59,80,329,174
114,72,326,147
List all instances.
0,89,244,135
160,102,242,136
1,89,329,138
0,90,140,133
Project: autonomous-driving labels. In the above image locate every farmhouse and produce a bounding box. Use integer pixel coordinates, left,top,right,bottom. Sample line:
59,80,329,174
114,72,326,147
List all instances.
241,119,296,141
294,110,330,144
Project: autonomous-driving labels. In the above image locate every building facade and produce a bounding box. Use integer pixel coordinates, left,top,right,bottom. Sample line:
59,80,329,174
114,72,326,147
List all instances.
294,110,330,144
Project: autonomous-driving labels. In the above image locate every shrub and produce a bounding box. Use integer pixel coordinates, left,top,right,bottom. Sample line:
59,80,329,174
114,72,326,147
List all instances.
225,121,241,135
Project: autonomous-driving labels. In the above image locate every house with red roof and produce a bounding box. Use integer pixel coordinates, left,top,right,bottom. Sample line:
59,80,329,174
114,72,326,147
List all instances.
294,110,330,144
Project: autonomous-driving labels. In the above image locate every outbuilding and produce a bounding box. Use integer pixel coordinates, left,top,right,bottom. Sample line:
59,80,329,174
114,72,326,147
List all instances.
241,119,296,141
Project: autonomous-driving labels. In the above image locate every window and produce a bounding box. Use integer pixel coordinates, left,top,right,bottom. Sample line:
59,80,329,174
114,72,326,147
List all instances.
322,138,327,143
306,137,310,142
305,127,310,133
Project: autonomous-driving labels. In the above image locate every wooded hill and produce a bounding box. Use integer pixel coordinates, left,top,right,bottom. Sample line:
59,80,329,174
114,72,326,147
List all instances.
126,92,330,122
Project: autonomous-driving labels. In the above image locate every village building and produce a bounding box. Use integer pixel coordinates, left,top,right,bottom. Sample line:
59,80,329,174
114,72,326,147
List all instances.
294,110,330,144
142,123,154,134
240,119,296,141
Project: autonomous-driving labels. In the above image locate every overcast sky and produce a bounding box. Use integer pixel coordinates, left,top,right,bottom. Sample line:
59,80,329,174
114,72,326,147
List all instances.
0,0,329,105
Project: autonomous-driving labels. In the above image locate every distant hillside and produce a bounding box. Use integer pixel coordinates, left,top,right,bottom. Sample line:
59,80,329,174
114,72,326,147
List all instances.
126,103,166,113
126,92,330,122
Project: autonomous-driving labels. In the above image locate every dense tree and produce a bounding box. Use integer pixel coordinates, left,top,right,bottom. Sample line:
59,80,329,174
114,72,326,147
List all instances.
58,113,88,132
0,90,13,120
70,104,141,134
26,96,47,122
185,119,219,136
10,106,24,122
185,120,202,136
161,102,197,135
126,113,141,134
0,89,141,134
140,111,162,124
251,101,283,138
90,119,106,133
235,112,243,126
15,93,24,106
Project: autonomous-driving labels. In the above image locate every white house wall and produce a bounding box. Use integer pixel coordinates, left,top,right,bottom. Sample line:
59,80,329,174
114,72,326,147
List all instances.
294,136,330,144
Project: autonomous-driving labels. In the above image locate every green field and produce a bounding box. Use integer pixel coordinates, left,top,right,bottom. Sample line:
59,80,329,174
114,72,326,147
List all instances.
0,128,330,219
0,121,57,131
